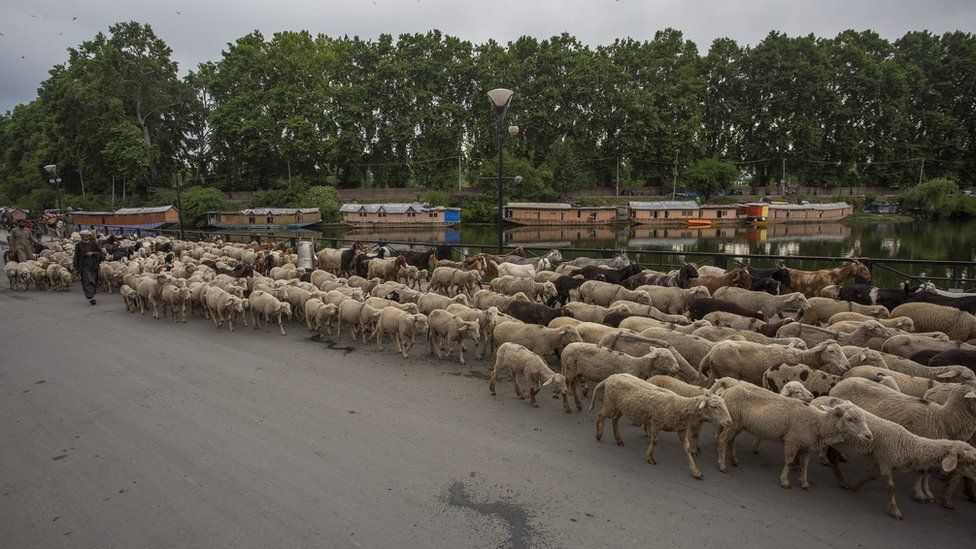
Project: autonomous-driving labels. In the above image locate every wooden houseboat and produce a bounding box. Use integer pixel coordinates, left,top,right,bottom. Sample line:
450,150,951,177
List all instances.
206,208,322,229
865,203,899,215
502,202,619,226
71,206,180,232
628,201,700,224
697,204,740,224
339,203,461,227
811,202,854,220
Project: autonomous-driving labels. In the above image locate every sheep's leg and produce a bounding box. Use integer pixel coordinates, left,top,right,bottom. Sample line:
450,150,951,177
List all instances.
644,425,660,464
427,330,437,357
228,312,236,332
964,477,976,502
941,471,963,509
457,338,465,365
251,311,259,330
139,296,146,315
264,312,271,334
401,334,412,358
751,437,762,454
913,470,934,503
235,305,242,327
489,367,499,395
677,429,702,479
528,387,539,408
825,446,850,489
512,373,525,399
570,380,582,411
375,327,384,351
611,414,624,447
798,449,812,490
922,470,935,502
851,465,881,492
559,391,572,414
884,470,903,520
780,442,800,489
689,422,702,456
595,409,608,441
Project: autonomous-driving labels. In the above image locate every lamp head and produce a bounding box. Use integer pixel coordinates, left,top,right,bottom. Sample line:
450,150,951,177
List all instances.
508,125,519,137
43,164,57,176
487,88,514,118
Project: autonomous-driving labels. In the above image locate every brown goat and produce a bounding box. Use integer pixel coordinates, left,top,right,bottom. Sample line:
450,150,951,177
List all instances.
787,261,871,298
692,269,752,295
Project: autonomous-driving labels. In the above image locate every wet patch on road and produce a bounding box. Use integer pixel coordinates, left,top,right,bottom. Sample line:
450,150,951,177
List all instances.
52,454,67,461
447,481,532,549
446,370,491,380
306,334,356,354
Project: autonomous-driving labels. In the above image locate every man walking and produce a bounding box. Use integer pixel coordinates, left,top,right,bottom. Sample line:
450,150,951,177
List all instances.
73,230,105,305
7,220,36,261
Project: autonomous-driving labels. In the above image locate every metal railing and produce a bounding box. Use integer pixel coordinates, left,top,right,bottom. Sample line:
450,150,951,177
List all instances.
143,227,976,290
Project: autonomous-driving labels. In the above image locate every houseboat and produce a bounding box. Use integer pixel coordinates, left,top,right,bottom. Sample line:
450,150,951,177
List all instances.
628,201,700,225
503,202,618,225
71,205,180,232
697,204,740,224
740,202,852,224
865,202,899,215
339,202,461,227
206,208,322,230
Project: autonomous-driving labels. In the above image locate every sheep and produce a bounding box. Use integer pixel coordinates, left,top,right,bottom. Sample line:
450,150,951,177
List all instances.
160,284,192,323
304,298,339,334
397,265,428,289
366,255,406,281
890,302,976,342
827,312,915,332
345,275,380,294
369,281,405,299
370,308,428,358
691,268,752,294
692,325,807,348
310,269,340,289
645,375,713,455
451,269,483,297
618,316,705,334
247,290,291,335
813,396,976,520
548,319,627,344
495,261,537,279
560,342,680,410
334,300,372,343
882,334,976,359
426,309,480,365
638,285,711,315
120,285,139,313
562,302,612,323
135,273,171,318
489,342,570,412
831,378,976,446
606,301,691,324
871,350,976,384
843,365,943,398
471,289,531,312
701,311,769,333
589,373,732,478
715,383,873,489
578,280,651,307
713,287,809,320
491,322,582,362
506,301,572,326
599,331,703,385
929,349,976,372
428,266,459,295
799,297,889,325
203,285,246,331
764,362,901,398
775,321,892,348
701,340,850,386
414,292,466,315
489,275,557,303
689,297,764,321
446,304,500,360
363,296,420,315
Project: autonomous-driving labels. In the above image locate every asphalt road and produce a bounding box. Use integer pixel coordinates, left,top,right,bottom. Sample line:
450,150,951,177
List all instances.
1,284,975,548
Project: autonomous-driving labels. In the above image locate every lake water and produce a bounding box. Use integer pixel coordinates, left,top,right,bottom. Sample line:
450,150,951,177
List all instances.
284,218,976,289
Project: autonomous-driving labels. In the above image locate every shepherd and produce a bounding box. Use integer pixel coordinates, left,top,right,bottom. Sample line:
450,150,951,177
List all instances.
73,230,105,305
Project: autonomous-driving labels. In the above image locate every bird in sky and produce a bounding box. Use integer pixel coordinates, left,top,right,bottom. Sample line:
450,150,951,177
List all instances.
72,16,78,21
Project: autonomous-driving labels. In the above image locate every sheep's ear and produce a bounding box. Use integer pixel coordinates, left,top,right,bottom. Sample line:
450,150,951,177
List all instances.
818,403,837,412
542,376,554,387
965,392,976,400
698,400,706,410
936,371,957,379
942,452,959,473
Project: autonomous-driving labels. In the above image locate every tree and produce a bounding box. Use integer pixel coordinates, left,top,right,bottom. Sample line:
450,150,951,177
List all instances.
180,187,228,227
685,158,739,200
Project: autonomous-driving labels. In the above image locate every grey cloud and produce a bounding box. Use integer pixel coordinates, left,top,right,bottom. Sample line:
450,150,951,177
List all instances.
2,0,975,111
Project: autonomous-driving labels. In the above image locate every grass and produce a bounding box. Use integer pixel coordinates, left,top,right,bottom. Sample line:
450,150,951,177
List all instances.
846,211,914,223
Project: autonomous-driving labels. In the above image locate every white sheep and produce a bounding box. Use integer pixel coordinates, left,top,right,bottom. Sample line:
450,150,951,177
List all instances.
799,297,889,325
589,373,732,479
370,308,428,358
427,309,480,365
638,285,711,315
713,287,809,320
890,302,976,342
489,342,570,412
701,340,850,386
560,341,680,410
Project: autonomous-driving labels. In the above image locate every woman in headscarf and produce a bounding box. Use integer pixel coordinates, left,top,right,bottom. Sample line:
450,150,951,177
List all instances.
73,230,105,305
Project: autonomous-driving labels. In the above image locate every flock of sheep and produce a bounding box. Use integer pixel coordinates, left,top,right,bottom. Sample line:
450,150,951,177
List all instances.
6,234,976,521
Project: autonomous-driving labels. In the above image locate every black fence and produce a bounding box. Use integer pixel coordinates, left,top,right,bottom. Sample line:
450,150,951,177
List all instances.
147,227,976,290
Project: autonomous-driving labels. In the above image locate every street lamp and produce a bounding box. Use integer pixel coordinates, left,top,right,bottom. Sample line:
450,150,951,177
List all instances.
43,164,63,213
487,88,519,253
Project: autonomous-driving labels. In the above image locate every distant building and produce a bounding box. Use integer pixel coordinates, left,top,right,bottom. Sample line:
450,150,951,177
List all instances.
503,202,618,225
697,204,739,223
207,208,322,229
628,201,700,224
340,203,461,226
71,206,179,232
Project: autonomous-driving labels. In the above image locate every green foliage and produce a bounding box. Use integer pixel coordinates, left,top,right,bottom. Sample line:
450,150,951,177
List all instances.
422,190,448,207
18,188,57,212
901,178,956,213
181,187,228,227
306,185,341,222
684,157,740,200
452,195,498,223
61,194,106,211
249,177,339,222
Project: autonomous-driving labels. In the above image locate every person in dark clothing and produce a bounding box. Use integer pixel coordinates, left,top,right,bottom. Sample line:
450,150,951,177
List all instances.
73,230,105,305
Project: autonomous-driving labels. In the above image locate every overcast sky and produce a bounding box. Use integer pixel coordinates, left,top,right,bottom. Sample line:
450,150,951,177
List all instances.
2,0,975,112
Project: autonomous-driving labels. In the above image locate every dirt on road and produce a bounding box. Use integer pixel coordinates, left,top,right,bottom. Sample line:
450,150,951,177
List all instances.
0,287,974,548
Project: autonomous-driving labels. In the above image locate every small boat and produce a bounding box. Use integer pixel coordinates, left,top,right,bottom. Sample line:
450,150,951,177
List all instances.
685,218,712,226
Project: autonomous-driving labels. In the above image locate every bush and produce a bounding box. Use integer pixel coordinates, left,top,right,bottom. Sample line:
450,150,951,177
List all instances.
423,190,448,207
305,185,341,222
61,194,106,211
181,187,229,227
251,178,340,222
685,157,740,200
901,178,958,218
18,188,57,212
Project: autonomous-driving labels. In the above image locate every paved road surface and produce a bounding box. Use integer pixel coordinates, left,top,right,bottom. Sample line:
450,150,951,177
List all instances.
1,286,974,548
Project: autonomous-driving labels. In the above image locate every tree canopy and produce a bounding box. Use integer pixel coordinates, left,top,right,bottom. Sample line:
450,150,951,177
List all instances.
2,24,975,209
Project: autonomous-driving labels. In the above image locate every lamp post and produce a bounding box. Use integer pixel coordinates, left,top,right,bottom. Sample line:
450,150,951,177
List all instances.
487,88,519,253
43,164,62,213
